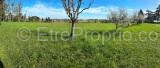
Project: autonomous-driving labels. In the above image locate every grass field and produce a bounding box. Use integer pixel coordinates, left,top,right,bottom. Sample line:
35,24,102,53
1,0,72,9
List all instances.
0,22,160,68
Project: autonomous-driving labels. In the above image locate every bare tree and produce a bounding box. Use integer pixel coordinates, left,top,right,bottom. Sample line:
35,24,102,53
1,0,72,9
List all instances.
5,0,22,22
5,0,16,21
118,8,130,26
61,0,94,38
0,0,5,21
108,8,129,29
130,11,138,24
108,10,119,29
15,0,22,22
119,8,128,23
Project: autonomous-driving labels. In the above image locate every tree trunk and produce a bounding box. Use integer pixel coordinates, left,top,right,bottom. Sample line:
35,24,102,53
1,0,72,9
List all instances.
70,21,75,39
116,23,118,29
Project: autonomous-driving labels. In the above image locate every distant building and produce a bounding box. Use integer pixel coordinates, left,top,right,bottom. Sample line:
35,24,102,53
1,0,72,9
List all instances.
28,16,40,22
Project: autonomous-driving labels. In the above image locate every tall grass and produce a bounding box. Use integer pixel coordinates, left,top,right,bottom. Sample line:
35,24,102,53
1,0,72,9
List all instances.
0,22,160,68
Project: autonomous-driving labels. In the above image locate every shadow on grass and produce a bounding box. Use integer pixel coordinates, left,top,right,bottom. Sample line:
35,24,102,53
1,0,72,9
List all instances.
0,60,4,68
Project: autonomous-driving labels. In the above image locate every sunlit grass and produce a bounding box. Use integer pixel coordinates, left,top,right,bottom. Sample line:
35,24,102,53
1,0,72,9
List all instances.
0,22,160,68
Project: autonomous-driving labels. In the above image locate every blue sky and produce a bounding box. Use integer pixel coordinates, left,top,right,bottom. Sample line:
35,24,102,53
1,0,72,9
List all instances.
22,0,160,19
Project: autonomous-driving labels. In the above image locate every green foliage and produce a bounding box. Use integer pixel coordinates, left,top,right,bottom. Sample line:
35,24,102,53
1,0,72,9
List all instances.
0,22,160,68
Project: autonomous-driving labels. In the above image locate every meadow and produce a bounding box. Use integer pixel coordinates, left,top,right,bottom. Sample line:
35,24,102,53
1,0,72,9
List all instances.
0,22,160,68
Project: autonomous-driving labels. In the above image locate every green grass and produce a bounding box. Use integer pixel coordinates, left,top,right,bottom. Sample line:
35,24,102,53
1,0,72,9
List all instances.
0,22,160,68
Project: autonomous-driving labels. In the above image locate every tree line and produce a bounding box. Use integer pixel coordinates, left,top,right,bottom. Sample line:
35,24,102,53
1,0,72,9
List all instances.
108,5,160,29
108,9,145,29
0,0,25,22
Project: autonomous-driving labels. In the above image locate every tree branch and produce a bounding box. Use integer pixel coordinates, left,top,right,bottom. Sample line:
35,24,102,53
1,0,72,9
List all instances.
78,0,94,15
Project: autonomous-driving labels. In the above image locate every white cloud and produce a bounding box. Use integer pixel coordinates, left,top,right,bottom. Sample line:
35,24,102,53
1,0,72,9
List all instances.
23,3,112,19
23,3,67,19
79,6,118,19
23,3,138,19
83,6,108,15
